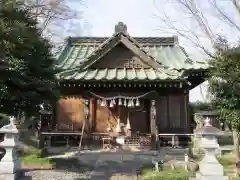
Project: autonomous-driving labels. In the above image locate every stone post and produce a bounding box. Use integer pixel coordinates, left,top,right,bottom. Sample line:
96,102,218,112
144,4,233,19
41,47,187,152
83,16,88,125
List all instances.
0,116,21,180
191,117,228,180
150,100,157,149
192,113,203,155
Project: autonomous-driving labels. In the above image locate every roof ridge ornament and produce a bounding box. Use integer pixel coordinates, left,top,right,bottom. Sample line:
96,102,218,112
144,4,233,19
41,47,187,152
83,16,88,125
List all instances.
114,22,128,34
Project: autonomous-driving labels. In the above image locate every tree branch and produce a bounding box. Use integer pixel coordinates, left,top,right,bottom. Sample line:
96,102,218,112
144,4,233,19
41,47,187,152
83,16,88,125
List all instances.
211,0,240,32
232,0,240,16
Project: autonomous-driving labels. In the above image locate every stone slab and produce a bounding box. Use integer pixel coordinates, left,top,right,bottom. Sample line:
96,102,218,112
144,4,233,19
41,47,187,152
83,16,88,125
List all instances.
89,153,139,180
191,176,228,180
195,172,229,180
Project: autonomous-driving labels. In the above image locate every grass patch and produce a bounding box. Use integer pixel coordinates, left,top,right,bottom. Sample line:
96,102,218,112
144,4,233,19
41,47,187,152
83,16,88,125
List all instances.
140,153,236,180
141,164,192,180
19,148,53,167
218,153,236,179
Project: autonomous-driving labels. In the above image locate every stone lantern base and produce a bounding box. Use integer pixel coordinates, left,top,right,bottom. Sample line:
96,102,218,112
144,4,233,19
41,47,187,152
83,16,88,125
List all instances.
190,147,229,180
190,163,228,180
190,176,228,180
0,173,21,180
0,116,22,180
195,173,228,180
190,118,229,180
0,153,22,180
195,158,228,180
0,160,21,173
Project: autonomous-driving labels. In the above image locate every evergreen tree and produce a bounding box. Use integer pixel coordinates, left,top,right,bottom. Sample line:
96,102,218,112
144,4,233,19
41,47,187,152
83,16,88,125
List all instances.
0,0,59,118
209,42,240,159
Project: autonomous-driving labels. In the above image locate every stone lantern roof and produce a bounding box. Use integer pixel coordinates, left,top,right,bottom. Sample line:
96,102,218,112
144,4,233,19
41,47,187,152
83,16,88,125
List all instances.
0,116,18,134
195,117,224,136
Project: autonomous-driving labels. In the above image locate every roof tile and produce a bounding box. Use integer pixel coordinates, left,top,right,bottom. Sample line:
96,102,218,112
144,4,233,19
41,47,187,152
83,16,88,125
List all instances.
57,68,183,81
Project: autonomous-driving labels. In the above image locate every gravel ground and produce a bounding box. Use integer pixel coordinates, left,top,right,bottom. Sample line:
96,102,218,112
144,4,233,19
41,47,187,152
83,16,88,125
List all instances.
19,169,91,180
8,153,158,180
17,156,97,180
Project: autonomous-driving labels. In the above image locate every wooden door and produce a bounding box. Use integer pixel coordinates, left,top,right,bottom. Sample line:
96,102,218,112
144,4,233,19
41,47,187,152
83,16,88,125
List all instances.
129,99,150,134
95,100,118,132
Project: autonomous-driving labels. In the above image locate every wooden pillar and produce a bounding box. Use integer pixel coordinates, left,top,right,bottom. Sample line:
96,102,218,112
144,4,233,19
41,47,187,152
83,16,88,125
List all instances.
92,98,97,132
150,100,157,149
184,91,190,133
167,95,171,131
89,97,96,132
83,98,90,133
51,104,56,129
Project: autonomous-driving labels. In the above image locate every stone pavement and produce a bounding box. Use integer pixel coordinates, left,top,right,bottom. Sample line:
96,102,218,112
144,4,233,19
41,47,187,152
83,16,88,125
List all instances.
89,153,140,180
18,152,159,180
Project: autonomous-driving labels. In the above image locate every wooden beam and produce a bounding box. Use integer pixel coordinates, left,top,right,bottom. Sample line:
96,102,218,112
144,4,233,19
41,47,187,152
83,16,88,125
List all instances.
121,35,163,70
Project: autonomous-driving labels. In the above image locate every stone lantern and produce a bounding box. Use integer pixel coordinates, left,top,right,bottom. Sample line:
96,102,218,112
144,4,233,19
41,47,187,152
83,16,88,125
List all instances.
0,116,21,180
192,117,228,180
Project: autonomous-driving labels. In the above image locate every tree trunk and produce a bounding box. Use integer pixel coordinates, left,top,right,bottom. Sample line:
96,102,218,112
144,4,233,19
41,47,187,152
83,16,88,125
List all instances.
233,130,240,160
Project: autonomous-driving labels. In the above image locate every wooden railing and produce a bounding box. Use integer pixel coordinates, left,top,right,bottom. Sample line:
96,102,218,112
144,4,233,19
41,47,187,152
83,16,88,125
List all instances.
40,131,195,149
157,132,233,149
39,131,111,148
157,133,194,148
125,134,151,146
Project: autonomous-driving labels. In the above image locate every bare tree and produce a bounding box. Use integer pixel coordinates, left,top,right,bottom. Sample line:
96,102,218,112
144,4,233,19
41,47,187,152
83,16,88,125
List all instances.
153,0,240,101
21,0,86,53
153,0,240,57
153,0,240,166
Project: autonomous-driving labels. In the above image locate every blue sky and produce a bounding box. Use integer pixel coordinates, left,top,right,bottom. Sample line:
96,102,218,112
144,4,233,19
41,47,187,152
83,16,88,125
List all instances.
65,0,239,102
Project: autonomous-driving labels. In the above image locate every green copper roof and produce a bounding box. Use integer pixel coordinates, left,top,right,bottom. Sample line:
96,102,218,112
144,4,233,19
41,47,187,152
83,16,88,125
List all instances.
143,46,209,70
55,43,208,71
57,68,183,81
55,45,95,70
55,22,209,81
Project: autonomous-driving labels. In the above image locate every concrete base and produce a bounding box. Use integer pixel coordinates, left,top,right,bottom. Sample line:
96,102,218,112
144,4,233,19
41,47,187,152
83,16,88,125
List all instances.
0,159,21,174
198,161,225,176
0,173,19,180
190,176,228,180
191,176,228,180
192,172,228,180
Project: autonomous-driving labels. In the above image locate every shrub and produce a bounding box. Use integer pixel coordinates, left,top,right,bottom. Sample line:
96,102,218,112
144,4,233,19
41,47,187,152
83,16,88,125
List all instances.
218,136,233,146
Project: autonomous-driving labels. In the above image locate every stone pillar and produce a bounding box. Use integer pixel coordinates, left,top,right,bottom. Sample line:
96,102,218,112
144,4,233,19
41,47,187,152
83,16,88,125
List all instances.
150,100,157,149
192,117,228,180
0,116,21,180
193,113,204,155
126,115,131,137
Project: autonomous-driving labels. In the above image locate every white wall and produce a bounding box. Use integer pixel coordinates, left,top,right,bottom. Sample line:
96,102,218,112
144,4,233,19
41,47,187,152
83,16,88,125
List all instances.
189,81,210,103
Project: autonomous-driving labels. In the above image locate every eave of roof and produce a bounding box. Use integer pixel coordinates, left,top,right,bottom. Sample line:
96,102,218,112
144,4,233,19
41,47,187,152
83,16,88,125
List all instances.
56,67,185,82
